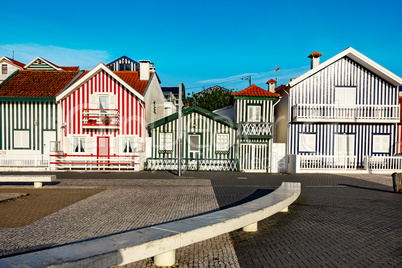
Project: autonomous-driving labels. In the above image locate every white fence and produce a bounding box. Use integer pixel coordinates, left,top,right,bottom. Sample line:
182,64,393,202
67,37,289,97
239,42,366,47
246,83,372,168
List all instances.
293,104,400,122
364,156,402,171
0,154,49,167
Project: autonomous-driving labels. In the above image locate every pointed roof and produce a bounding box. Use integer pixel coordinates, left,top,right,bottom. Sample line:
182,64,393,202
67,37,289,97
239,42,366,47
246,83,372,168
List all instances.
56,63,146,102
149,105,238,129
0,70,85,98
106,55,140,66
0,56,25,68
289,47,402,87
231,84,280,98
24,56,79,71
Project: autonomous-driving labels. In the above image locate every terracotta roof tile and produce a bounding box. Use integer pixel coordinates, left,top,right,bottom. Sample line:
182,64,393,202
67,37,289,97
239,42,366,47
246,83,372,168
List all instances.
4,57,25,68
266,79,277,84
0,70,84,98
231,84,280,98
113,71,150,95
308,51,323,58
60,66,79,71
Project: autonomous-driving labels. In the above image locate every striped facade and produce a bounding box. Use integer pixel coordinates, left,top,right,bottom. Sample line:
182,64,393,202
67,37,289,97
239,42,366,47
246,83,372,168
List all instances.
287,51,401,169
61,70,145,154
107,56,139,72
150,110,237,160
25,58,57,71
235,99,275,123
0,100,57,153
398,125,402,154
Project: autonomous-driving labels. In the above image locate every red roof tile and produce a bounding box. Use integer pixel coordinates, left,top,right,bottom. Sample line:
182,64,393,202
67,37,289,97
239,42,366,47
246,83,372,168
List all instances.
0,70,84,98
60,66,79,71
113,71,150,95
308,51,323,58
275,84,287,93
231,84,280,98
266,79,277,84
4,57,25,68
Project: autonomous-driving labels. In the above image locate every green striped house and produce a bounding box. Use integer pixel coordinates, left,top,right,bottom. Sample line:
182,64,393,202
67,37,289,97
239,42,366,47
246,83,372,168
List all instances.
146,84,281,172
0,70,85,167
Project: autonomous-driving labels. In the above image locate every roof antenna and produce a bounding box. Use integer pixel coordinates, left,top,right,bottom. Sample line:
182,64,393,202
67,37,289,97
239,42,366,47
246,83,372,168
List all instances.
274,66,281,81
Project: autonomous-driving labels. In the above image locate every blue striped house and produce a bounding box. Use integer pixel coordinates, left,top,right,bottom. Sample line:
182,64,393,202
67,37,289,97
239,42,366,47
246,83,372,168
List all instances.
275,47,402,172
107,56,140,72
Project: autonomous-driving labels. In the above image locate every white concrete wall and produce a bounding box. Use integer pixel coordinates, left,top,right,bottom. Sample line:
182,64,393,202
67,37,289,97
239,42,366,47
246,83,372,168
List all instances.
0,62,20,82
144,74,165,125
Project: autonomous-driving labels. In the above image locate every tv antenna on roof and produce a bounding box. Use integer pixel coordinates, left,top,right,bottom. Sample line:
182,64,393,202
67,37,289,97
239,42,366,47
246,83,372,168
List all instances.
274,66,281,81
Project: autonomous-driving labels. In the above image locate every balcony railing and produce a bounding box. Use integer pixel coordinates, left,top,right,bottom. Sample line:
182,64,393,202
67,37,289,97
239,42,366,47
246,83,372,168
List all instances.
240,122,272,137
293,104,400,122
82,109,120,129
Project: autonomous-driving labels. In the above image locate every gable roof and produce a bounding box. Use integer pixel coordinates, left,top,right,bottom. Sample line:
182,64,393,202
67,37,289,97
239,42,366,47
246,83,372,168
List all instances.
0,70,84,99
106,55,140,66
0,56,25,68
149,105,238,129
231,84,280,98
56,63,146,102
24,56,79,71
289,47,402,87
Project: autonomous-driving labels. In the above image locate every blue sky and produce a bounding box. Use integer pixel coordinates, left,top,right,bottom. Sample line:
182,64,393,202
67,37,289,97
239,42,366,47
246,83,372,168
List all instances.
1,0,401,94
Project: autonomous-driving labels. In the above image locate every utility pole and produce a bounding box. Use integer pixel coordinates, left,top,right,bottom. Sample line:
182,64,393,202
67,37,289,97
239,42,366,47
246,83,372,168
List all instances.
177,83,183,176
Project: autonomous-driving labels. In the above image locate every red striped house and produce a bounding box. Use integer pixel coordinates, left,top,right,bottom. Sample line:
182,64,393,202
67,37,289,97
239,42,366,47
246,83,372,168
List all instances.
55,63,151,170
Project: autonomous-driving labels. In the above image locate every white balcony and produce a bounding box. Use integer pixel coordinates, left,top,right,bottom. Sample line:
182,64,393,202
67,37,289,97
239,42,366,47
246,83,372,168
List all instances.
240,122,272,137
83,109,120,129
293,104,400,123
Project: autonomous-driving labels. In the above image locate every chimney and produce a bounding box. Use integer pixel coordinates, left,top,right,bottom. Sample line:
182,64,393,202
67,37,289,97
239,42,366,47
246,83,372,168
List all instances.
139,60,150,81
266,79,277,93
308,51,323,69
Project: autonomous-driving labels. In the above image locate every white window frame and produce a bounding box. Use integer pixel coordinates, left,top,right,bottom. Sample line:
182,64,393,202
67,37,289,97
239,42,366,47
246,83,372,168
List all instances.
334,86,356,107
2,64,7,75
334,133,355,156
299,133,316,153
121,136,137,154
159,133,173,151
372,134,390,154
188,134,201,153
72,136,86,153
13,130,30,149
247,105,261,122
216,133,230,152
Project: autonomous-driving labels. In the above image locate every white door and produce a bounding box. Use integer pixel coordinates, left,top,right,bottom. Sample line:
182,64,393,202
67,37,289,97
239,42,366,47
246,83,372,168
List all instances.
334,134,355,167
43,131,56,156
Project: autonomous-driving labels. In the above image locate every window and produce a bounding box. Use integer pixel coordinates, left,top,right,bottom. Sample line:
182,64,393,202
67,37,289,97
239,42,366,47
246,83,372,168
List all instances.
189,135,200,152
73,137,85,153
247,105,261,122
335,87,356,106
14,130,29,148
99,96,109,110
159,133,173,151
372,134,390,153
153,100,157,114
216,133,229,152
119,63,130,71
121,137,136,153
334,134,355,156
2,64,7,74
299,133,316,153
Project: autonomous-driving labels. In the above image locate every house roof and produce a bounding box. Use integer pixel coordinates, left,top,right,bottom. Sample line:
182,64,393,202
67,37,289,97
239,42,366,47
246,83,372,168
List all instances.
24,56,79,71
289,47,402,87
60,66,80,71
0,70,84,98
149,105,238,129
56,63,146,102
113,71,150,95
0,56,25,68
231,84,280,98
106,55,140,66
274,84,288,94
162,87,179,94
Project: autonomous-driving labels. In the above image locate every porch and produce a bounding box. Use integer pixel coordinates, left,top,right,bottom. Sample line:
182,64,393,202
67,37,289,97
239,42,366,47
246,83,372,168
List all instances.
292,104,400,123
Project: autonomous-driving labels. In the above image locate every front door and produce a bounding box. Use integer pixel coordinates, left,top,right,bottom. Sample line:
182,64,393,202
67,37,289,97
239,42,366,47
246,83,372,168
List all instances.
188,134,201,170
43,131,56,156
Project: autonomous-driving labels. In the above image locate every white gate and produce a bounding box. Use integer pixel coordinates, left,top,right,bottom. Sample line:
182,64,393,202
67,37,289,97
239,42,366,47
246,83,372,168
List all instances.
240,143,268,172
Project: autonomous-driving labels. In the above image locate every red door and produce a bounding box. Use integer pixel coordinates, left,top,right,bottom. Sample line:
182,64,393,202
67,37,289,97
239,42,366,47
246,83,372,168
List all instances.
97,136,110,157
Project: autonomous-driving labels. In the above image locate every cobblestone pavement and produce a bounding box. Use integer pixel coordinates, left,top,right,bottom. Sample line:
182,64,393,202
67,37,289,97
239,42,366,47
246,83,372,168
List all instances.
0,172,400,267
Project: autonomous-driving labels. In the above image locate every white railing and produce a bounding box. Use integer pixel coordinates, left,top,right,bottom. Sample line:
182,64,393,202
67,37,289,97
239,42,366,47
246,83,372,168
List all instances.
293,104,400,122
50,154,139,171
82,109,120,129
240,122,272,136
296,155,357,171
364,155,402,171
146,158,238,171
0,154,49,167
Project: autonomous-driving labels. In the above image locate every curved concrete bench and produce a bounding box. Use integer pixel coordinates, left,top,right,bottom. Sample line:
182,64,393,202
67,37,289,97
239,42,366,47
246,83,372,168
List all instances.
0,182,301,268
0,175,56,188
